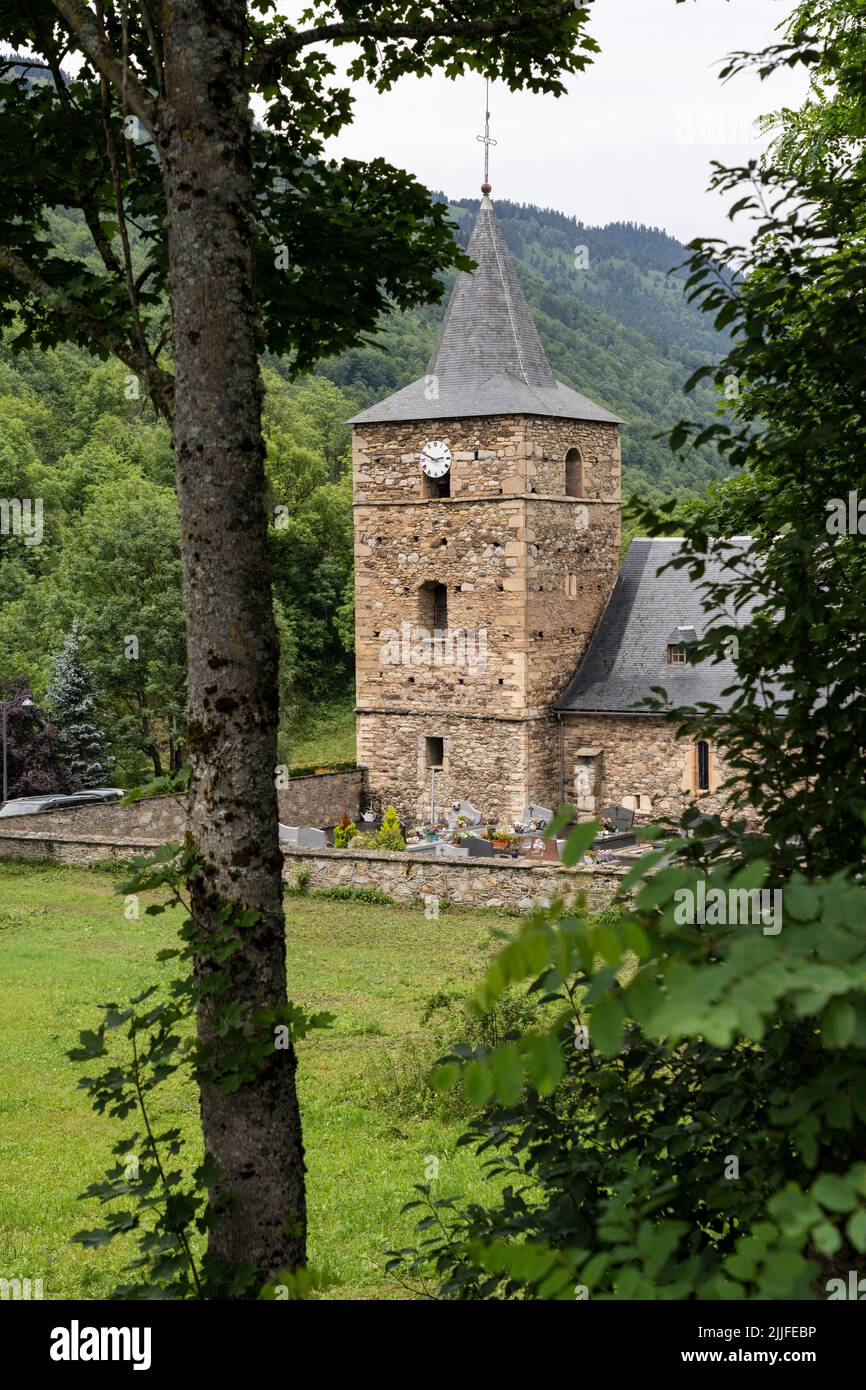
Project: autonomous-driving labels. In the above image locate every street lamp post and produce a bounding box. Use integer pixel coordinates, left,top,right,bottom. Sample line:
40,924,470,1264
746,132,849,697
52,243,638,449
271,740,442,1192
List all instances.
1,696,34,804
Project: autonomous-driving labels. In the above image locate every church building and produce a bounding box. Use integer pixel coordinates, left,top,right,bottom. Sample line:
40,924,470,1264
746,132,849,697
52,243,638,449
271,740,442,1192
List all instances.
349,184,737,826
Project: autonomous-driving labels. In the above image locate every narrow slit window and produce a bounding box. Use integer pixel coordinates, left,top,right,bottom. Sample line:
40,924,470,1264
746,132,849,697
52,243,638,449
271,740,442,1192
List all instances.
418,581,448,633
696,740,710,792
433,583,447,633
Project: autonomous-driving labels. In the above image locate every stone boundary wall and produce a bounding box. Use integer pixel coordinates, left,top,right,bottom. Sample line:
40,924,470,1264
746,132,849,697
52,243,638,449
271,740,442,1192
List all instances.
0,799,186,841
0,832,157,866
277,768,367,828
0,769,367,844
0,832,625,913
281,845,625,913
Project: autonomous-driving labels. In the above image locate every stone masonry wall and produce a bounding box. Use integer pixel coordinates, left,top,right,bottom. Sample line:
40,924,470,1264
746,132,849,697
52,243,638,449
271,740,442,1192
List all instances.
561,713,733,820
524,416,620,710
0,832,625,915
0,770,366,844
357,709,530,824
0,797,187,841
283,845,625,914
353,413,621,821
0,832,158,866
276,768,366,827
526,712,562,814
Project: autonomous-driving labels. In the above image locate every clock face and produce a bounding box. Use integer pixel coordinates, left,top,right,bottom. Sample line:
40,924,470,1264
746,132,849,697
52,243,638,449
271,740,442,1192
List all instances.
420,440,452,478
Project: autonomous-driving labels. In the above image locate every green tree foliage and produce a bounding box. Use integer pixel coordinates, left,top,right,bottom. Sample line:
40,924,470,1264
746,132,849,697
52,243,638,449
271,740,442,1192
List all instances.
264,369,356,705
393,0,866,1300
1,674,65,796
0,354,186,782
0,331,360,775
0,0,604,1291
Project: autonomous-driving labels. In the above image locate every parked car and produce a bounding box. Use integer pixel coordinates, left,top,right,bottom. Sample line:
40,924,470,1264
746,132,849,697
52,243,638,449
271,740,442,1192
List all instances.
0,788,124,818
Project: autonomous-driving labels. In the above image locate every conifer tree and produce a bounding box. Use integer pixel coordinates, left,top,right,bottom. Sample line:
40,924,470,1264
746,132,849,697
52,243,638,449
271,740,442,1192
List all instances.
46,623,113,790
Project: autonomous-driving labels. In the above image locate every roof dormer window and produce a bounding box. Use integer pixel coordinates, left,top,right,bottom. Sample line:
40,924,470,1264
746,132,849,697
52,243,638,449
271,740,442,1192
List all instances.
667,626,698,665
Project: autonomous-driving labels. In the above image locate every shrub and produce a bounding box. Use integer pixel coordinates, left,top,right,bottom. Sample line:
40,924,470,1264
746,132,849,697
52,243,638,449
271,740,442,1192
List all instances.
375,805,405,852
333,815,357,849
365,980,540,1123
311,884,394,905
286,866,310,895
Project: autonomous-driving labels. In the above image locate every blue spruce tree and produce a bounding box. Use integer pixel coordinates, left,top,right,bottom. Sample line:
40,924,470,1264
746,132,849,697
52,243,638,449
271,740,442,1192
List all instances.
46,623,113,790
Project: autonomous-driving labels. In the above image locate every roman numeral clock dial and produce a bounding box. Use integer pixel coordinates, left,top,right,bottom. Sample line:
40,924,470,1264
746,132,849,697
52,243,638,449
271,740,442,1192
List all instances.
420,440,452,478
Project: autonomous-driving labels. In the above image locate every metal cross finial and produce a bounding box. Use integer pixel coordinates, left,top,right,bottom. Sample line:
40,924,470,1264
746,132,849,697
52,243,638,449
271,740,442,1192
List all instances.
476,79,497,194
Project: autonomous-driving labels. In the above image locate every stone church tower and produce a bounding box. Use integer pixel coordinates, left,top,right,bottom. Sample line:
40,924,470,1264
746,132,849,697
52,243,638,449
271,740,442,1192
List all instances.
349,189,622,824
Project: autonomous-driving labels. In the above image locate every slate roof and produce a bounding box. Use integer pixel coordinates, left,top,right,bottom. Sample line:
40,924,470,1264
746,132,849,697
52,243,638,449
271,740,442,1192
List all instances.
349,195,621,426
558,538,755,714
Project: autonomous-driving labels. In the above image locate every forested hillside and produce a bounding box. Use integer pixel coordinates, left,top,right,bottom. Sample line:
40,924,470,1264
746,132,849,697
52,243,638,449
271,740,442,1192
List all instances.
0,335,357,780
0,195,728,779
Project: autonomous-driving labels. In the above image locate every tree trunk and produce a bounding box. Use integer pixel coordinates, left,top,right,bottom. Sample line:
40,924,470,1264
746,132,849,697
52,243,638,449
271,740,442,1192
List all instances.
159,0,305,1284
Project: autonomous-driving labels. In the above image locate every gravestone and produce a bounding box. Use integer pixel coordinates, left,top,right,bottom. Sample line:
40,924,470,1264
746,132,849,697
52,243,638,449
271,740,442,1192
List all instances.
522,804,554,827
460,834,493,858
279,824,327,849
406,840,469,859
448,800,483,827
520,834,561,863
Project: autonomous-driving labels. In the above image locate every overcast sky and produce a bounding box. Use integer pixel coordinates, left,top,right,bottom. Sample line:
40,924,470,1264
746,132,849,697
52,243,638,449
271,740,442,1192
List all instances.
320,0,808,244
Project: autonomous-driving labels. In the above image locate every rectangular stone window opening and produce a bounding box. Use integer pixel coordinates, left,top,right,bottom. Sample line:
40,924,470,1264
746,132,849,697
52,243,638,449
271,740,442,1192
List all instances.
573,747,602,812
425,736,444,769
419,581,448,633
422,471,450,499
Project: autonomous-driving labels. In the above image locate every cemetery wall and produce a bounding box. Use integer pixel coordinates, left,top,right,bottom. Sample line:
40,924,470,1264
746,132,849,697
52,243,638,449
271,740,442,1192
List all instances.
276,768,366,826
0,832,155,866
0,769,367,843
281,844,624,913
0,832,624,913
0,797,187,840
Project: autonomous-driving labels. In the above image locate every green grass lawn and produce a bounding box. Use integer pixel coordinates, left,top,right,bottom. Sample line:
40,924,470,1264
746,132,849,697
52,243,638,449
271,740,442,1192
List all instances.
280,692,357,771
0,858,505,1300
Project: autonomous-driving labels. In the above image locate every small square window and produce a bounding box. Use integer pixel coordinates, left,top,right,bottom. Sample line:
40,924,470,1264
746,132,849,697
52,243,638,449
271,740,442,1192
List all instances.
425,736,444,769
667,644,689,665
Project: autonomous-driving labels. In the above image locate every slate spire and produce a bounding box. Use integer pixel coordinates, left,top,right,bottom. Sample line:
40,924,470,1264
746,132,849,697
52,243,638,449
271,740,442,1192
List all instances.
426,195,557,393
348,191,621,424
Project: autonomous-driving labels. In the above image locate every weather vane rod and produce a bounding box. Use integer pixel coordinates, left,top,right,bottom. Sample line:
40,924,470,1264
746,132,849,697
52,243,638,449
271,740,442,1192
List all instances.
477,78,497,195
